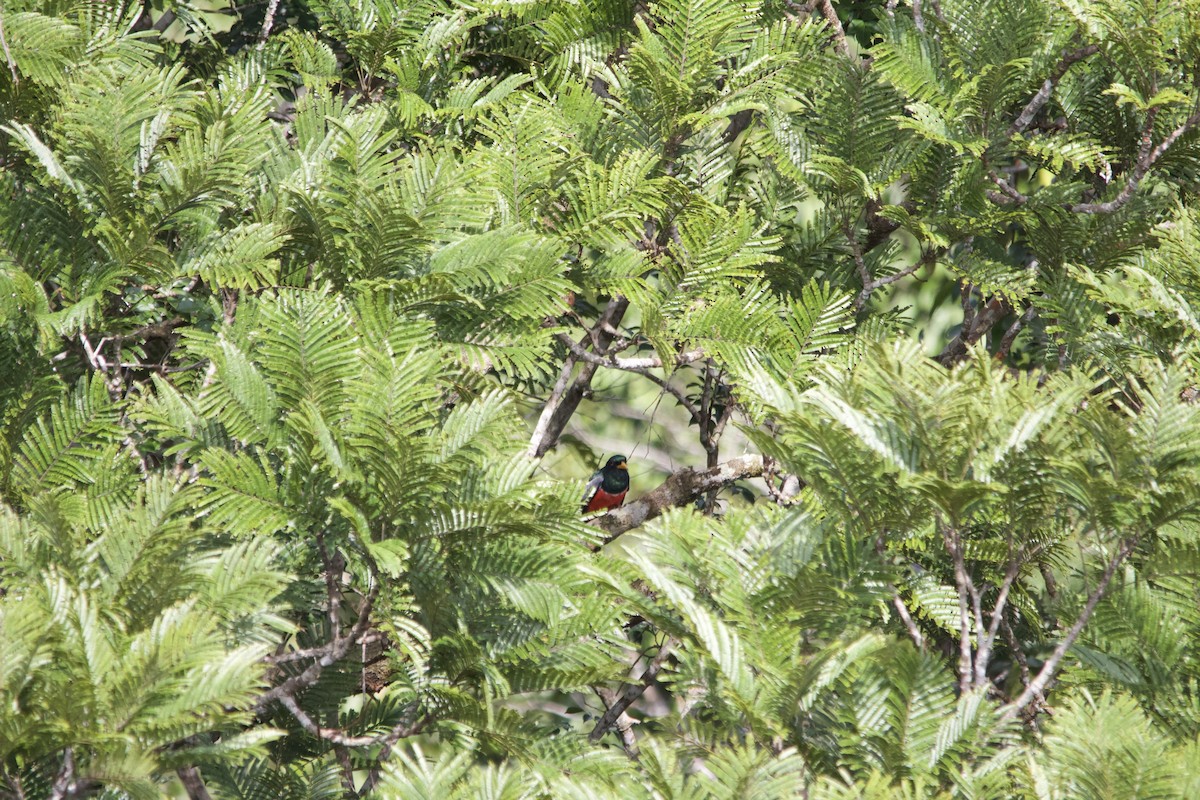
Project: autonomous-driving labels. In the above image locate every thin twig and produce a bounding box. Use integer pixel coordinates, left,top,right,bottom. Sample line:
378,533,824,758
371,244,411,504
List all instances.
0,13,18,86
858,249,940,309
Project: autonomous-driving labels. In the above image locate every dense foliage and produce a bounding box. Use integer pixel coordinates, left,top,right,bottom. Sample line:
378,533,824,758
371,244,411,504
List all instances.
2,0,1200,797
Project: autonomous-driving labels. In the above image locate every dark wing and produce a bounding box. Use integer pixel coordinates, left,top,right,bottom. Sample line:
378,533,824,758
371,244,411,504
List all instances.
580,471,603,511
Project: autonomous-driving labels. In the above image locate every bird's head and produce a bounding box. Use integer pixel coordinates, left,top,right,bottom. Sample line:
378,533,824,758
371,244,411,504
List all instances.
605,455,628,471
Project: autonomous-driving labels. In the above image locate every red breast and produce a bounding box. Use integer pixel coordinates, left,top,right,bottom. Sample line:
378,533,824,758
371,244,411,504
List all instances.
584,487,627,513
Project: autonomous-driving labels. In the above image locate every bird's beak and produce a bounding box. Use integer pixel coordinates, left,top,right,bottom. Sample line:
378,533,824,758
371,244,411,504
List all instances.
618,461,627,470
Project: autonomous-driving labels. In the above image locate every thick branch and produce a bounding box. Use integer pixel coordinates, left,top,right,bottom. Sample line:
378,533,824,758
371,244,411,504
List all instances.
590,455,765,540
175,767,213,800
938,294,1010,366
817,0,849,55
257,0,281,48
1001,537,1137,719
974,557,1023,687
996,305,1037,361
529,297,629,458
48,749,76,800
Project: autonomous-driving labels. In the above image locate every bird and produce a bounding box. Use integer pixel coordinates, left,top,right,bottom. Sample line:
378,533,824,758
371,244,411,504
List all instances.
581,454,629,514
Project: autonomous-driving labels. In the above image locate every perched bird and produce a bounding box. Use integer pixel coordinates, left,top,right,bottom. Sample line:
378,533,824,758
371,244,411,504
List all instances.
582,454,629,514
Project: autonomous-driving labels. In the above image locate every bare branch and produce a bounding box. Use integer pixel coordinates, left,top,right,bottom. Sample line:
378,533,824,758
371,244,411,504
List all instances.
254,563,381,713
1009,44,1101,137
858,249,939,308
938,295,1010,366
529,297,629,458
176,766,213,800
277,693,386,747
47,748,74,800
257,0,282,48
1000,614,1034,695
943,524,975,693
590,454,765,540
974,557,1024,687
357,713,434,796
996,305,1037,361
987,171,1029,206
845,223,872,304
590,638,676,744
817,0,849,55
1070,105,1200,215
1001,537,1138,719
892,592,924,649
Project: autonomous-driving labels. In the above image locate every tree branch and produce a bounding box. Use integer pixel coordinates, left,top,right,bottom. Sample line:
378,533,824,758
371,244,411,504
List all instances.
938,294,1010,366
590,454,765,540
974,557,1023,687
529,297,629,458
357,713,434,796
1070,104,1200,214
554,332,705,372
257,0,281,48
1001,536,1138,719
254,560,381,713
0,14,18,86
943,523,976,694
590,638,676,745
892,592,924,649
817,0,849,55
1008,44,1101,137
858,249,939,309
47,748,74,800
996,304,1037,361
175,766,213,800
